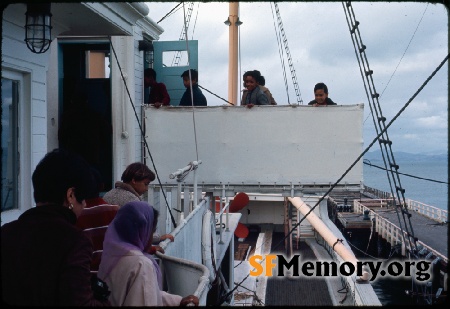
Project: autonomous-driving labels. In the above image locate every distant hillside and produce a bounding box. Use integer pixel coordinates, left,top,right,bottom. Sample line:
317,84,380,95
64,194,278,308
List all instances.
364,150,448,162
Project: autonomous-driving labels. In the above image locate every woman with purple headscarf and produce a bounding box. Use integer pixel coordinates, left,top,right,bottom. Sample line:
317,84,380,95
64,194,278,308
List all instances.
98,201,198,306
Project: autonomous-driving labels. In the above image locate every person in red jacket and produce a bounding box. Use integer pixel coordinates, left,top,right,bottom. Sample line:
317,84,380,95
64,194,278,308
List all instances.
144,68,171,107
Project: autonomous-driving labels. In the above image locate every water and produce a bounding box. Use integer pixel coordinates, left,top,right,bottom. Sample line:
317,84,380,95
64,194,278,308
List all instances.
363,158,448,211
362,155,448,305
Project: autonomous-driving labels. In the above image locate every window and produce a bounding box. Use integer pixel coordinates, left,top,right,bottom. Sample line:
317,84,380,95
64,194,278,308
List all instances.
1,78,19,212
162,50,189,67
86,50,110,78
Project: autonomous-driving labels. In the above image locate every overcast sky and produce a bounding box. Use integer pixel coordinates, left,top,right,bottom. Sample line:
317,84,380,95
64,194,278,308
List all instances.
146,2,448,155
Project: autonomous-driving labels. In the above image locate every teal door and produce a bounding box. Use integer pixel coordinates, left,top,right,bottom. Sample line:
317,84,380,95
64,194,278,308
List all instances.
153,40,198,106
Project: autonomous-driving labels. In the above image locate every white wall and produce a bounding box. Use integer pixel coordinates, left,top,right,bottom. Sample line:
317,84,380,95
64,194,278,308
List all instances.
2,4,50,224
144,104,364,186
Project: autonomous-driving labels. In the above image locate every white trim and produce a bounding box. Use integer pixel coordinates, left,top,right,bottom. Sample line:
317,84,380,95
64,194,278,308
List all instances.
1,69,33,225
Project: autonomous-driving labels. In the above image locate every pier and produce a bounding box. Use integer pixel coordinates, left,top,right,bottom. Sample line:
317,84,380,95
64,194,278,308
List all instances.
327,189,448,299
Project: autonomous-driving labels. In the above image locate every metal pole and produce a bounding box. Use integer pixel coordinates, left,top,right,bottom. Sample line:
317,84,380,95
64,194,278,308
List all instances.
228,2,239,105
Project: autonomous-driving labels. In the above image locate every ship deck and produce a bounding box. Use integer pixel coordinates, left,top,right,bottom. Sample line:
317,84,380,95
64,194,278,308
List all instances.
329,191,448,260
233,231,353,306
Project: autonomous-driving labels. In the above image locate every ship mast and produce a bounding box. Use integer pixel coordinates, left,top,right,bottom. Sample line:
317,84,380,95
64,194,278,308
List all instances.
227,2,240,105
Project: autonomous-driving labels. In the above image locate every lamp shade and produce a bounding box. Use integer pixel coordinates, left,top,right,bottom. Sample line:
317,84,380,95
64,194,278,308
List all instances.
25,3,52,54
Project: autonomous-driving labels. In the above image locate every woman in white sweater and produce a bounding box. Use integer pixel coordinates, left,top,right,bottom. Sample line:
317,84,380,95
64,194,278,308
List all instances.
98,201,198,306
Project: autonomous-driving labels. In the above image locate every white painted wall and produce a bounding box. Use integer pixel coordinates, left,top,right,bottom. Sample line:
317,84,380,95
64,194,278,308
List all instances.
1,4,50,224
145,104,364,186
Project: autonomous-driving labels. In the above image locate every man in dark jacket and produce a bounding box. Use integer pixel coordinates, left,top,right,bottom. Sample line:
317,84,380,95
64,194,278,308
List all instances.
1,149,110,306
308,82,337,106
179,69,207,106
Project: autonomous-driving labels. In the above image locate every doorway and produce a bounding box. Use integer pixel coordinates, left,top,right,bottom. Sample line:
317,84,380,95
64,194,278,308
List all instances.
59,42,113,192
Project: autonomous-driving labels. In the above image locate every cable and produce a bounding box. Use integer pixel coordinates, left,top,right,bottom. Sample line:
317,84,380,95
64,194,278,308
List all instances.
364,160,448,184
108,36,177,228
198,84,232,105
156,2,183,24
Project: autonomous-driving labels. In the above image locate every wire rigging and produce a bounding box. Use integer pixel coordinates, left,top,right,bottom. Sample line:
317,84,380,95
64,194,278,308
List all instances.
363,3,429,125
363,160,448,184
270,2,291,105
108,36,177,228
181,2,200,162
156,2,183,24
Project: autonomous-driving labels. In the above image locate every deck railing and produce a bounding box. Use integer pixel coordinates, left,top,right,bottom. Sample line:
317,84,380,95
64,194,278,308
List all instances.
363,185,447,223
353,200,448,264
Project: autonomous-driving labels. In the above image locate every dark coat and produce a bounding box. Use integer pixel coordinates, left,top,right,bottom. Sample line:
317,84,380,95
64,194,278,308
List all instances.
179,84,207,106
308,97,337,105
1,205,110,306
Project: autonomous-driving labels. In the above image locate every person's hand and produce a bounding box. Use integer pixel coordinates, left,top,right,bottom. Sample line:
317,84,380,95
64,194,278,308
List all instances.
160,234,174,242
246,103,254,109
180,295,199,306
147,245,164,254
153,102,162,108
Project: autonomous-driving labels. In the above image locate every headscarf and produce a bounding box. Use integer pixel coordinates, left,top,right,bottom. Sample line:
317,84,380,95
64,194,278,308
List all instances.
98,201,162,288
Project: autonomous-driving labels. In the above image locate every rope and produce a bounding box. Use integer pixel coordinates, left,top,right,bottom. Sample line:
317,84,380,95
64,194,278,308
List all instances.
364,160,448,184
198,85,233,105
108,36,177,228
156,2,183,24
181,2,200,162
332,238,344,251
270,2,291,105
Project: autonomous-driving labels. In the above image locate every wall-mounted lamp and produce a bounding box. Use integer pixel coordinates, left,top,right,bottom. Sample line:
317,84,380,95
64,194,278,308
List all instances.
224,17,243,26
25,3,52,54
138,40,153,52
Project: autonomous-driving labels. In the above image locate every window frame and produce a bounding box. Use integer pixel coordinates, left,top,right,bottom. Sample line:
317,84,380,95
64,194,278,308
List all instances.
1,69,32,225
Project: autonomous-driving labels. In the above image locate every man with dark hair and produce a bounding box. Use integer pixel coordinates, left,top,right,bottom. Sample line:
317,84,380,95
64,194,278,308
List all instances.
1,149,111,306
179,69,207,106
308,82,337,106
144,68,171,106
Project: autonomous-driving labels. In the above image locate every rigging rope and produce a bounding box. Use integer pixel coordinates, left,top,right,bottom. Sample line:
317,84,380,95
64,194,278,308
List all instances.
364,160,448,184
343,0,417,262
156,2,183,24
181,2,200,162
363,3,429,125
270,2,291,105
108,36,177,228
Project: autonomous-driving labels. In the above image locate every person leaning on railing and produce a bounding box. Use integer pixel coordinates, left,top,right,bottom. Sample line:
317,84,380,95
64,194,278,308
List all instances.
103,162,175,250
98,201,199,306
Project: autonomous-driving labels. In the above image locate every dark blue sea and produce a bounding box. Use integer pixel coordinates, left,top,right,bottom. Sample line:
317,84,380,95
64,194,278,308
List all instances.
362,151,448,305
363,152,448,211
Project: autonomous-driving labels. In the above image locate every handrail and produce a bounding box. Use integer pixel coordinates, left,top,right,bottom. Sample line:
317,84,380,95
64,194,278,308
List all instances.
363,185,447,223
156,251,210,305
353,200,448,263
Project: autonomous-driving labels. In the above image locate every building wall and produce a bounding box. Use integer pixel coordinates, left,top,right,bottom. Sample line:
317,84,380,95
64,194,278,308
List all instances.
1,4,50,224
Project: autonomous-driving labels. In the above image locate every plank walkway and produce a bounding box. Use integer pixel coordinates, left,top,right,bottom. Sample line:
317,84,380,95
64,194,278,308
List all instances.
329,192,448,260
264,233,334,306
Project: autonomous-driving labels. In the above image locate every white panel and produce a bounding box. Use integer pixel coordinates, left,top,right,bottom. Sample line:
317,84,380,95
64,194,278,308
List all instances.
145,105,364,186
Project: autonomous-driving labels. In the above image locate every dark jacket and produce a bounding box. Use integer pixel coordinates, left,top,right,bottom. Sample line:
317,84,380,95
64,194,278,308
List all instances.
179,84,207,106
308,97,337,105
1,205,110,306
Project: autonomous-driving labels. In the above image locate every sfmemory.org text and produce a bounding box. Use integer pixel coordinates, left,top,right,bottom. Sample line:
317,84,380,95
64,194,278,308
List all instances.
249,254,431,282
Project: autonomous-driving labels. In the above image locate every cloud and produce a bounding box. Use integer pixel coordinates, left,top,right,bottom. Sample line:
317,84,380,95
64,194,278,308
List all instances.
417,115,447,129
147,1,448,155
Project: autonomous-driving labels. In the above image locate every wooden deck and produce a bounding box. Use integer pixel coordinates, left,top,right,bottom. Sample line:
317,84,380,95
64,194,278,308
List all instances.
328,191,448,262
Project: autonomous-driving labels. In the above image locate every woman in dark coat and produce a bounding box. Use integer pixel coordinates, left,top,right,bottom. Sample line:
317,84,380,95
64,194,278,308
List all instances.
1,149,111,306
